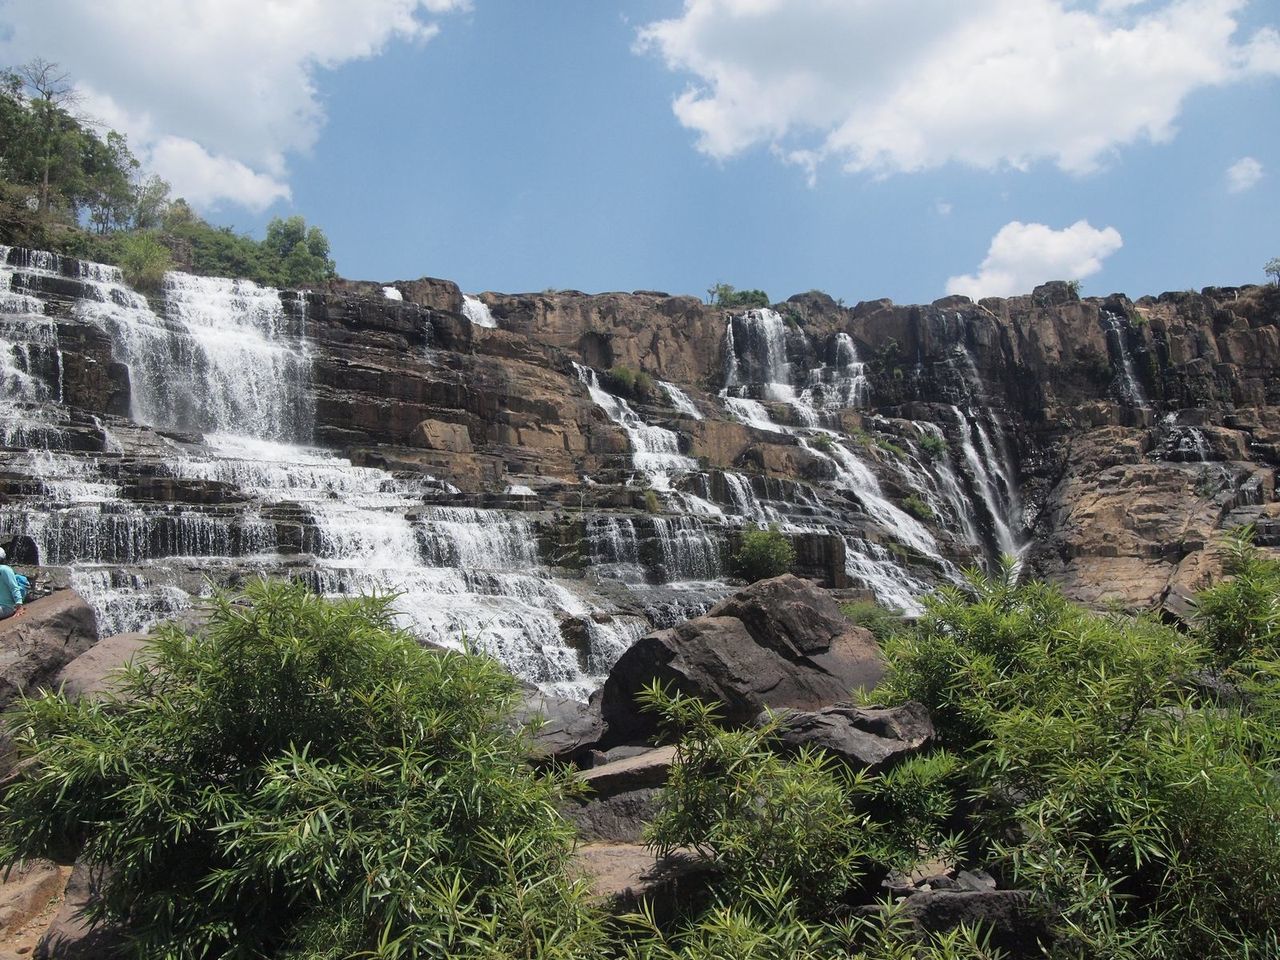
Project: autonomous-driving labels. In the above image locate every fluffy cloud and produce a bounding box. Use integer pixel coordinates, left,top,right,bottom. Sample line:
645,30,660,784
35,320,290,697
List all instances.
0,1,470,210
637,0,1280,177
1226,156,1264,192
946,220,1124,298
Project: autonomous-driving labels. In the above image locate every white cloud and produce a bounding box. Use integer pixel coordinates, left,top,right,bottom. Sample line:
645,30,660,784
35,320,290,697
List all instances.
1226,155,1264,192
935,201,953,216
946,220,1124,298
0,1,470,210
637,0,1280,177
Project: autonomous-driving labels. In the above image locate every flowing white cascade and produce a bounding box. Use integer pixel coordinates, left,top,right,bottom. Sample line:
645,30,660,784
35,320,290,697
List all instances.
652,516,723,582
382,286,403,301
723,472,784,525
574,362,697,489
1099,308,1147,407
912,423,981,547
661,380,704,419
589,515,644,580
462,295,497,328
952,407,1022,559
800,333,869,411
1160,413,1210,462
0,251,671,697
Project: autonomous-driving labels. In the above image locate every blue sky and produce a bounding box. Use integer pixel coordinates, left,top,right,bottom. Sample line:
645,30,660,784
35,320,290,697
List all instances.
2,0,1278,304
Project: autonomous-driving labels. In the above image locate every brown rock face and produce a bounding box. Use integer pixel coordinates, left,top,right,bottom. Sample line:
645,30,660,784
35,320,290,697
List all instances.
0,591,100,710
600,575,884,744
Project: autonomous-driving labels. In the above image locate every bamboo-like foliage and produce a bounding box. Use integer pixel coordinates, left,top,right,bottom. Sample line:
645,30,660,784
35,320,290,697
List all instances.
870,537,1280,959
0,579,602,959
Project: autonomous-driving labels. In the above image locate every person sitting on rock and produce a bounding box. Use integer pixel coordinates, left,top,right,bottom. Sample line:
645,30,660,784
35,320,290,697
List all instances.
0,547,27,620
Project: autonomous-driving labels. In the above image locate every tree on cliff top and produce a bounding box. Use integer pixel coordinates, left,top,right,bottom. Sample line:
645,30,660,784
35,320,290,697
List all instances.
1266,257,1280,285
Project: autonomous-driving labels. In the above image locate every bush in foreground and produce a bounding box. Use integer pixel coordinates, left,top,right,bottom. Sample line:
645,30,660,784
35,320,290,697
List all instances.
870,545,1280,959
0,579,601,959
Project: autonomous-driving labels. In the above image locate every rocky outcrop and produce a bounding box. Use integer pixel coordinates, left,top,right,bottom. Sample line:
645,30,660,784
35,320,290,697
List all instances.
51,632,148,702
600,575,884,744
760,701,934,772
0,592,99,710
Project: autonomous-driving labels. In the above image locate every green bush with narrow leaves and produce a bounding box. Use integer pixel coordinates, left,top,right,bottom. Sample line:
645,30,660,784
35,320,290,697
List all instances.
0,580,602,959
869,544,1280,959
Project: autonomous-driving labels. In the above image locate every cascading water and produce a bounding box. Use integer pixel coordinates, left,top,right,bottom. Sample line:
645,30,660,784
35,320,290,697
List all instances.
0,250,673,697
462,295,498,328
574,362,697,488
952,407,1022,559
1099,308,1147,408
660,380,704,419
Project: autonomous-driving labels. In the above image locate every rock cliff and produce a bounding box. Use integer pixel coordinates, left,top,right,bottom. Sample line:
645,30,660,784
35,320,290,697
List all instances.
1,244,1276,697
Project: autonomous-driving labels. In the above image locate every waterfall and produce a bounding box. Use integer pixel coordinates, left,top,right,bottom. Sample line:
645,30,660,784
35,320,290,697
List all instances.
652,516,723,582
462,295,497,328
800,333,869,411
1160,413,1210,462
1099,308,1147,407
660,380,704,419
0,248,719,700
952,407,1022,559
382,286,403,301
574,362,697,489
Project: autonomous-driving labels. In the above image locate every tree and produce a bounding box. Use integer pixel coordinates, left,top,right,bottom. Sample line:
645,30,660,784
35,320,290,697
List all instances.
263,214,337,287
708,282,770,309
1266,257,1280,285
17,58,79,215
0,580,602,958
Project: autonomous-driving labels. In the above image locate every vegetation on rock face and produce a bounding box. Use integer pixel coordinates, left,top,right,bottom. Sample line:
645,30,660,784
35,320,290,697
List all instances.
917,431,948,461
733,526,796,582
604,364,656,403
0,59,337,289
0,580,600,959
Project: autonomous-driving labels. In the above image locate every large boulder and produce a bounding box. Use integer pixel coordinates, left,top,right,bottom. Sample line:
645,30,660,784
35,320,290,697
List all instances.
899,890,1050,959
513,687,604,762
51,632,149,702
600,575,883,744
760,701,934,772
0,591,99,711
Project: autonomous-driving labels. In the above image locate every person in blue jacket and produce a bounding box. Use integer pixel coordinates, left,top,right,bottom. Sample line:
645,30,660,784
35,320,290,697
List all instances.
0,547,26,620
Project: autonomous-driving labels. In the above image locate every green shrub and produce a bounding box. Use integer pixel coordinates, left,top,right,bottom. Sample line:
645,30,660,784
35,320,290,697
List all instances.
114,230,171,292
0,580,601,959
1193,525,1280,670
870,561,1280,958
840,600,902,641
901,494,934,522
605,365,656,403
809,432,835,452
708,283,770,309
644,488,661,513
734,526,795,582
918,432,948,461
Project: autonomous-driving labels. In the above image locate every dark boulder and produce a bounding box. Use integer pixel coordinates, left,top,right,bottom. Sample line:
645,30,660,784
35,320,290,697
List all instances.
513,687,604,762
900,890,1050,959
600,575,883,744
760,701,934,772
